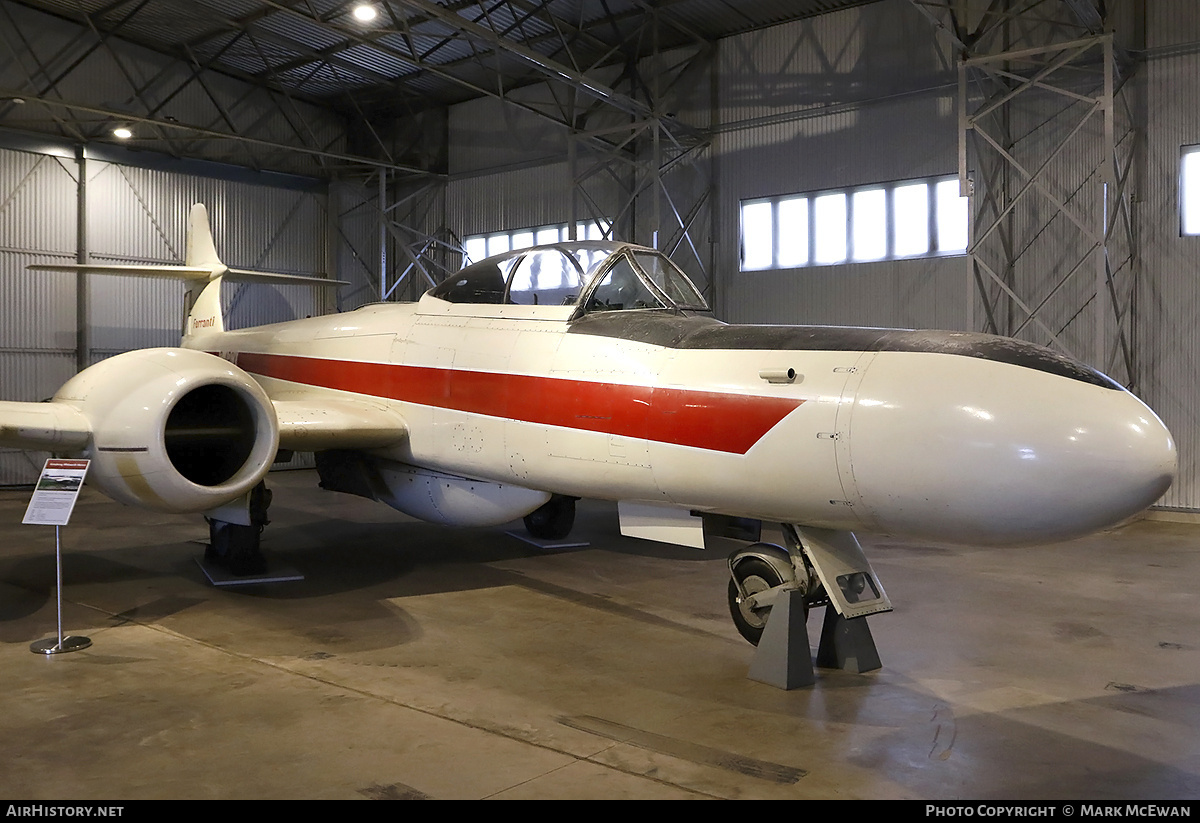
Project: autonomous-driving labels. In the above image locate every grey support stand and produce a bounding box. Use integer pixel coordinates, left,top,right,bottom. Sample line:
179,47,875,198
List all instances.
746,525,889,689
747,589,814,688
816,606,882,673
747,596,882,689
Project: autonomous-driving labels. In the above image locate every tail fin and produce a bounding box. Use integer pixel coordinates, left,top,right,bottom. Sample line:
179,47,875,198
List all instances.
183,204,226,338
185,203,223,269
27,202,347,342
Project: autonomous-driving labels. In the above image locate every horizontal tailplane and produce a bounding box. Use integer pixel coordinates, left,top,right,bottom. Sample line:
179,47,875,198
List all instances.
26,203,346,338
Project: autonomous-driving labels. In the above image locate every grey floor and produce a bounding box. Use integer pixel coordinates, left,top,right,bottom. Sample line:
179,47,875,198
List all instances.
1,469,1198,800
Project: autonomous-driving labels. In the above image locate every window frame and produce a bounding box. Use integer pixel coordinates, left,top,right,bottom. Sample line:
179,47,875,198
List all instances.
464,220,612,266
739,173,970,271
1181,145,1200,237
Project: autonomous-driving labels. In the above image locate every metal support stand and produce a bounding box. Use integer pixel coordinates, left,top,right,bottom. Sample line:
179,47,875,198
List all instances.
29,525,91,655
196,482,301,586
747,589,814,690
746,596,882,690
505,531,589,551
735,525,890,689
816,606,881,674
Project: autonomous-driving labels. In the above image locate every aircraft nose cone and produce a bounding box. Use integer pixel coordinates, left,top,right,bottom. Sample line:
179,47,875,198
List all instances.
1057,390,1176,526
847,355,1176,545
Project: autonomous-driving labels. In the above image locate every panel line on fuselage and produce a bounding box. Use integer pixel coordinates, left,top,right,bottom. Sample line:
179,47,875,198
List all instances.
235,351,804,455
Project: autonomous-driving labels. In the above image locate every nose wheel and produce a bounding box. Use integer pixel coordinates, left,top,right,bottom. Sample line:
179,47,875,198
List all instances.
728,557,789,646
728,527,890,689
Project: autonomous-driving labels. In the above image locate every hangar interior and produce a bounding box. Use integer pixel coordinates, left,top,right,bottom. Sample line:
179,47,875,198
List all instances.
1,0,1199,800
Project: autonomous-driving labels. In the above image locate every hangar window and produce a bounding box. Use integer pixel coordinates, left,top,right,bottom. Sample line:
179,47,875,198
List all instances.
1182,146,1200,235
463,220,612,265
740,175,969,270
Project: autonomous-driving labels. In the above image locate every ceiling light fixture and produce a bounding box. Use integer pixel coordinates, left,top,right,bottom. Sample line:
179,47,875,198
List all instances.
352,4,377,22
112,126,133,139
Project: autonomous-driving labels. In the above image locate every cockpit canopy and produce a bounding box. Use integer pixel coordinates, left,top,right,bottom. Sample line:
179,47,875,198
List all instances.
428,242,709,315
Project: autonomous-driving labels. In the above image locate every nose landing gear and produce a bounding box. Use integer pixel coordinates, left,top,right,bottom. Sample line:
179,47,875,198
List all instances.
728,546,808,646
726,526,892,688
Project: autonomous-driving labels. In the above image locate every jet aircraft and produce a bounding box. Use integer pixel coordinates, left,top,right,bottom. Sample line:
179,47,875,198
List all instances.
0,205,1178,647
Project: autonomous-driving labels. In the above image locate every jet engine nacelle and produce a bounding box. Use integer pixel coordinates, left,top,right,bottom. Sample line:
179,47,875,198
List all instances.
53,348,279,513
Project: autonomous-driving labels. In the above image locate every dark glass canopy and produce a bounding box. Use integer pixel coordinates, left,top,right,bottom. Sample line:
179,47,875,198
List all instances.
428,242,709,315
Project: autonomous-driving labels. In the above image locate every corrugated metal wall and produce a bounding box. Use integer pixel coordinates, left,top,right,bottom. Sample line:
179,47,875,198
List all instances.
1138,0,1200,510
441,1,1200,513
84,161,323,354
448,96,568,177
0,145,327,484
714,2,965,328
0,147,78,484
445,88,620,243
447,161,577,240
330,178,385,311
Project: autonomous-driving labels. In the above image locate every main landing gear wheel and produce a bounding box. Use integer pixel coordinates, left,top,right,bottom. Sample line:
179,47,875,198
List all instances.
728,558,787,646
523,495,576,540
204,482,272,576
205,521,267,576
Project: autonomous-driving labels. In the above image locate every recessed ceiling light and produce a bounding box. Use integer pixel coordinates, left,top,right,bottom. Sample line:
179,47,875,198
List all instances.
112,127,132,139
352,4,376,21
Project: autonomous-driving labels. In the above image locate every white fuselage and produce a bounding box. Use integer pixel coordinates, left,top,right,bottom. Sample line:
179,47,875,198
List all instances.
186,293,1177,547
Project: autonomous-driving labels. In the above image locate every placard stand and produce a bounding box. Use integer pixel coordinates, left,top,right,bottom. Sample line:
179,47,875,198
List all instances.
24,458,92,655
29,524,92,655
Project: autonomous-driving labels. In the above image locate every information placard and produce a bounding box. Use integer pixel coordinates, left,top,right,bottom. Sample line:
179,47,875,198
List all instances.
23,458,90,526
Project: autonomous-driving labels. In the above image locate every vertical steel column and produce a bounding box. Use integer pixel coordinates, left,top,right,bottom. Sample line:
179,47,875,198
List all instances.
565,53,713,290
378,168,387,302
324,183,337,315
74,145,88,373
651,10,662,250
1097,35,1116,374
568,135,578,241
708,42,721,314
928,1,1139,385
959,59,973,333
959,34,1136,382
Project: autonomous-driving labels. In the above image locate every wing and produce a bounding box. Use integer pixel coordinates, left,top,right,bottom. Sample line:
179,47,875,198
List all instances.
273,398,408,451
0,401,91,450
0,397,407,453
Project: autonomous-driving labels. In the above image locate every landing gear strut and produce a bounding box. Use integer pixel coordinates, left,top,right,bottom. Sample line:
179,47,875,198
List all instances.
727,526,891,688
523,494,576,540
728,551,800,646
204,482,272,576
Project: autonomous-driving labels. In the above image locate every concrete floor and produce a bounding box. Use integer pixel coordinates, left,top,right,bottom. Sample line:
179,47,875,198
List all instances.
1,469,1198,800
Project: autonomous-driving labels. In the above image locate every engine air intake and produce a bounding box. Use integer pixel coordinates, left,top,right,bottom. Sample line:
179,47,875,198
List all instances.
165,384,258,486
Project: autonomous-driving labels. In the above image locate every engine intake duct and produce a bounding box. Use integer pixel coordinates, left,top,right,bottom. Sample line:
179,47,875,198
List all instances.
165,384,258,486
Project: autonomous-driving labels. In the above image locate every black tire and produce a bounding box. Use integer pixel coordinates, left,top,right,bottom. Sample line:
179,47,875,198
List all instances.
206,521,267,576
523,495,576,540
728,557,785,646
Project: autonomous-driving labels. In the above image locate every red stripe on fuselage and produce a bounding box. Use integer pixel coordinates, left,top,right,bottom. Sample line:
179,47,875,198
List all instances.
236,351,803,455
